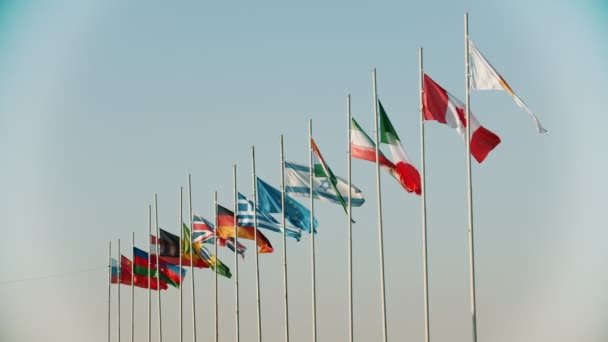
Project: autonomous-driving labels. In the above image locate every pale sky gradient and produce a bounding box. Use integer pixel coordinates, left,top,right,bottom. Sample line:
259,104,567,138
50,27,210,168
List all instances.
0,1,607,341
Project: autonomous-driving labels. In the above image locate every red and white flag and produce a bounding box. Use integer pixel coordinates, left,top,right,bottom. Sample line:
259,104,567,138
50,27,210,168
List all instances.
423,73,501,163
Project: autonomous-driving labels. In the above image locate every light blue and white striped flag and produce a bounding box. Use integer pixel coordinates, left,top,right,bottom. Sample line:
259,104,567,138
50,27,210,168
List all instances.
237,193,302,241
285,161,365,207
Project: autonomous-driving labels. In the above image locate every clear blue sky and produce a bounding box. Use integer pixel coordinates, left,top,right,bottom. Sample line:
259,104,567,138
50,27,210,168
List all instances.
0,1,607,341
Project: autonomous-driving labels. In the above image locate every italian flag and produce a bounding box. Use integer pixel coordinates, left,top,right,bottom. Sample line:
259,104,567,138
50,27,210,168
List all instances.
423,73,501,163
351,110,421,195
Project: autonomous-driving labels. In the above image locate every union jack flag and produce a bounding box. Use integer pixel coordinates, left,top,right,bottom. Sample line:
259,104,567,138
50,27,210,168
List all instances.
192,211,247,257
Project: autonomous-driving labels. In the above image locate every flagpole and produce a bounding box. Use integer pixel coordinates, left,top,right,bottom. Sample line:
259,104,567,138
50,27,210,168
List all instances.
346,95,354,342
251,145,262,342
464,12,479,342
132,232,135,342
308,118,318,342
372,68,388,342
108,240,112,342
188,174,198,342
179,187,183,342
280,134,290,342
214,191,219,342
233,164,240,342
118,238,121,342
419,47,431,342
148,205,152,342
155,194,163,342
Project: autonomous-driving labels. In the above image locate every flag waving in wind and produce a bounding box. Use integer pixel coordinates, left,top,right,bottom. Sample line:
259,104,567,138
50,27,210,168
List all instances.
257,177,318,234
423,74,501,163
468,38,547,134
237,193,302,241
191,212,247,257
311,138,349,214
351,115,421,194
378,101,422,195
285,161,365,207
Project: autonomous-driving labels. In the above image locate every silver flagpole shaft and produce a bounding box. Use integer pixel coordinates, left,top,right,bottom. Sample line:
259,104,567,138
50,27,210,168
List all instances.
372,68,388,342
188,175,197,342
464,12,478,342
132,232,135,342
180,187,183,342
252,146,262,342
346,95,353,342
155,194,163,342
108,240,112,342
419,47,431,342
214,191,219,342
233,165,240,342
280,134,290,342
148,205,152,342
118,238,121,342
308,119,317,342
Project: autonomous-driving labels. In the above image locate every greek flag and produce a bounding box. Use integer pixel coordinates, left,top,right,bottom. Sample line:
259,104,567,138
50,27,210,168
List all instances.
237,193,302,241
285,161,365,207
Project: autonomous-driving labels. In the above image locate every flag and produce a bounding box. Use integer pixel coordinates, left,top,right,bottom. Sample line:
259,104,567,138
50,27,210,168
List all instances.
114,254,168,290
311,138,349,214
237,193,302,241
351,117,421,193
423,74,502,163
217,204,274,253
191,212,247,257
256,177,318,233
468,39,547,134
183,223,233,278
133,247,156,277
285,161,365,206
378,101,422,194
150,229,209,268
158,263,187,288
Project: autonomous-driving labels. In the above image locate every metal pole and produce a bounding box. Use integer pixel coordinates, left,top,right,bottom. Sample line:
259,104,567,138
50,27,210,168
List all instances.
419,47,431,342
372,68,388,342
148,205,152,342
118,238,121,342
308,119,317,342
280,135,290,342
214,191,219,342
108,240,112,342
346,95,354,342
233,165,240,342
252,146,262,342
464,12,479,342
188,175,197,342
155,194,163,342
132,232,135,342
180,187,183,342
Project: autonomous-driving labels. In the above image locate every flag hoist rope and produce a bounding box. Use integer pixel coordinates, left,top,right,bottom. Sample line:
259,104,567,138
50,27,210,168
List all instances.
188,175,197,342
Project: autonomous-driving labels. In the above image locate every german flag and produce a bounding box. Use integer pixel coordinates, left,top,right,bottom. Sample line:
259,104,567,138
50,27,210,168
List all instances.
217,204,273,253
